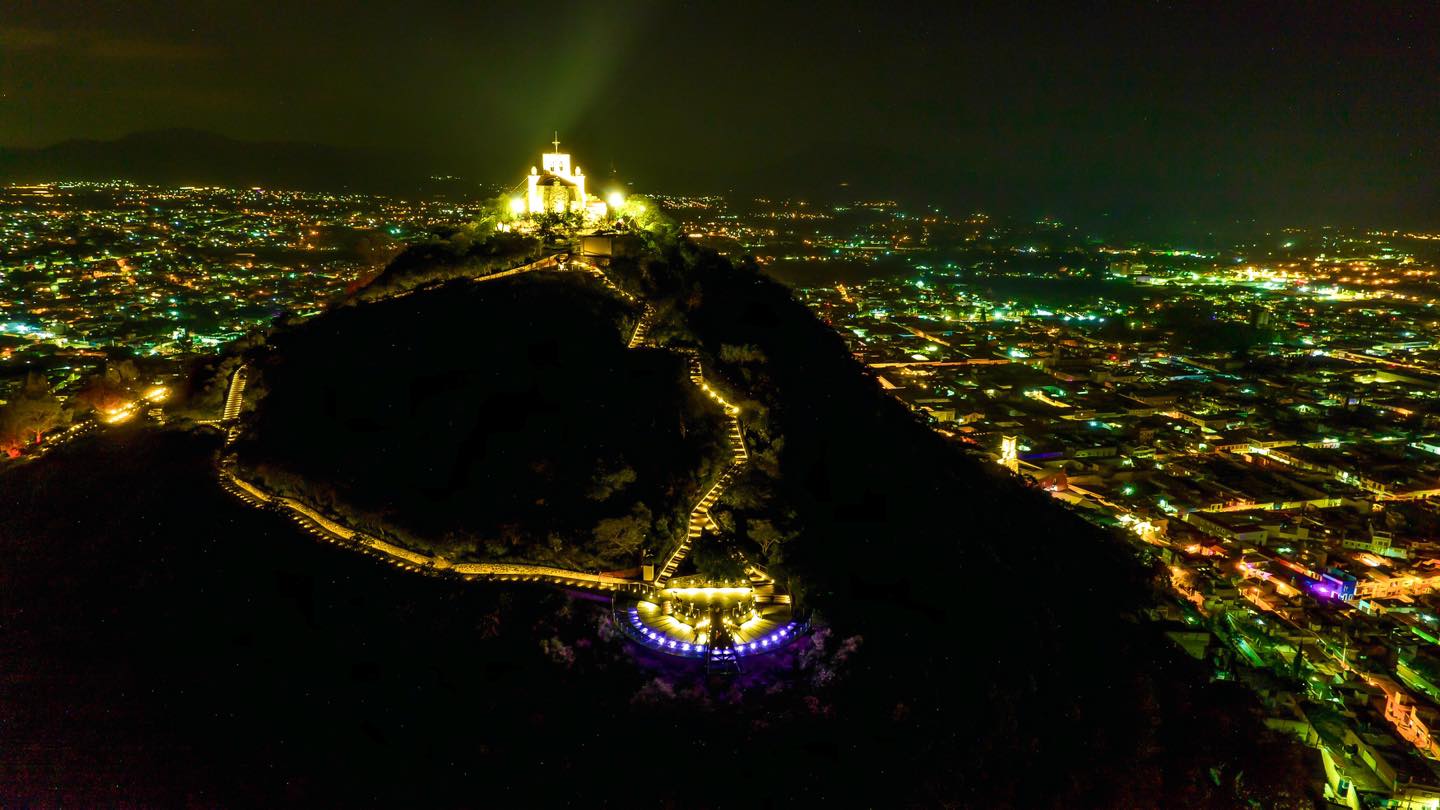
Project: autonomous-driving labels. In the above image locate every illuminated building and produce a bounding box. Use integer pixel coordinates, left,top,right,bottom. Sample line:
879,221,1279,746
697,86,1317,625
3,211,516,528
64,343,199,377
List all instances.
523,134,609,221
999,434,1019,473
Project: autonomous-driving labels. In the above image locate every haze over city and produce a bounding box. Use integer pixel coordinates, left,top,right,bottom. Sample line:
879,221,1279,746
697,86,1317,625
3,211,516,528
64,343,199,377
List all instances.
4,2,1438,230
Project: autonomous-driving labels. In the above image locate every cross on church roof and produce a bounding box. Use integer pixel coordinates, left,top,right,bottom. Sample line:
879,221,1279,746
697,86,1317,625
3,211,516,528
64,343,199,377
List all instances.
552,131,561,153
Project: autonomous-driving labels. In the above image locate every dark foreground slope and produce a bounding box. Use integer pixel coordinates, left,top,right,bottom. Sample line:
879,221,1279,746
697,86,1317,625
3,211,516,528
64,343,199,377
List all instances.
0,428,688,806
1,248,1314,808
234,269,728,568
614,244,1317,806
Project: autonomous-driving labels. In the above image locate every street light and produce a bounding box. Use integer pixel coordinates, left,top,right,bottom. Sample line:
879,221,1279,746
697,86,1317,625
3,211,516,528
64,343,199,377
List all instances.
607,191,625,211
509,197,525,216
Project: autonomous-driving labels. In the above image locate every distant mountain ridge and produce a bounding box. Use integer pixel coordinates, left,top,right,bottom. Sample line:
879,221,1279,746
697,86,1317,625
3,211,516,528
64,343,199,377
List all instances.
0,129,467,194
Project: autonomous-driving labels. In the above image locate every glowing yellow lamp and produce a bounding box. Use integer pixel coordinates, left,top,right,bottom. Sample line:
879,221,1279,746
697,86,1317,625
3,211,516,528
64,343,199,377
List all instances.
509,197,526,215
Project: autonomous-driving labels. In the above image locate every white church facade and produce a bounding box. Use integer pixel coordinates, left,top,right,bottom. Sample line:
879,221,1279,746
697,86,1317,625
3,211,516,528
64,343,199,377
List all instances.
523,136,609,222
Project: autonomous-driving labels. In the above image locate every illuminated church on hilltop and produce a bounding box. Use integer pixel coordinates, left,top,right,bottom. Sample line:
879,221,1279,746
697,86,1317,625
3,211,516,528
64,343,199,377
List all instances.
522,134,610,221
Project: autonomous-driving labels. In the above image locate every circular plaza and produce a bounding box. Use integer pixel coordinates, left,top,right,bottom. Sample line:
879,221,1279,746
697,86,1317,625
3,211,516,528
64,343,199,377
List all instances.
614,578,802,664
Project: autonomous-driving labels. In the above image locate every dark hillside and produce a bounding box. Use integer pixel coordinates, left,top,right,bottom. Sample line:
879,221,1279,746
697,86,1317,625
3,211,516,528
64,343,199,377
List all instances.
353,230,542,301
613,244,1314,806
0,428,688,806
0,243,1314,808
235,269,730,568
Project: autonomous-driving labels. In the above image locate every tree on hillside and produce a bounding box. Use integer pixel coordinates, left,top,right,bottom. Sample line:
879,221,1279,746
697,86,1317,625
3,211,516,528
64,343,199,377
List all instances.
620,196,680,248
353,230,542,301
587,463,637,501
593,504,652,558
0,374,68,457
467,195,517,233
171,352,247,421
692,544,745,582
532,210,584,235
72,360,141,415
746,516,797,558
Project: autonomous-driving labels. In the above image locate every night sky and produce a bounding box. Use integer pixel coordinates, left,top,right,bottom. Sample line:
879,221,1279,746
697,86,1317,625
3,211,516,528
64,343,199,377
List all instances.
3,1,1438,230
